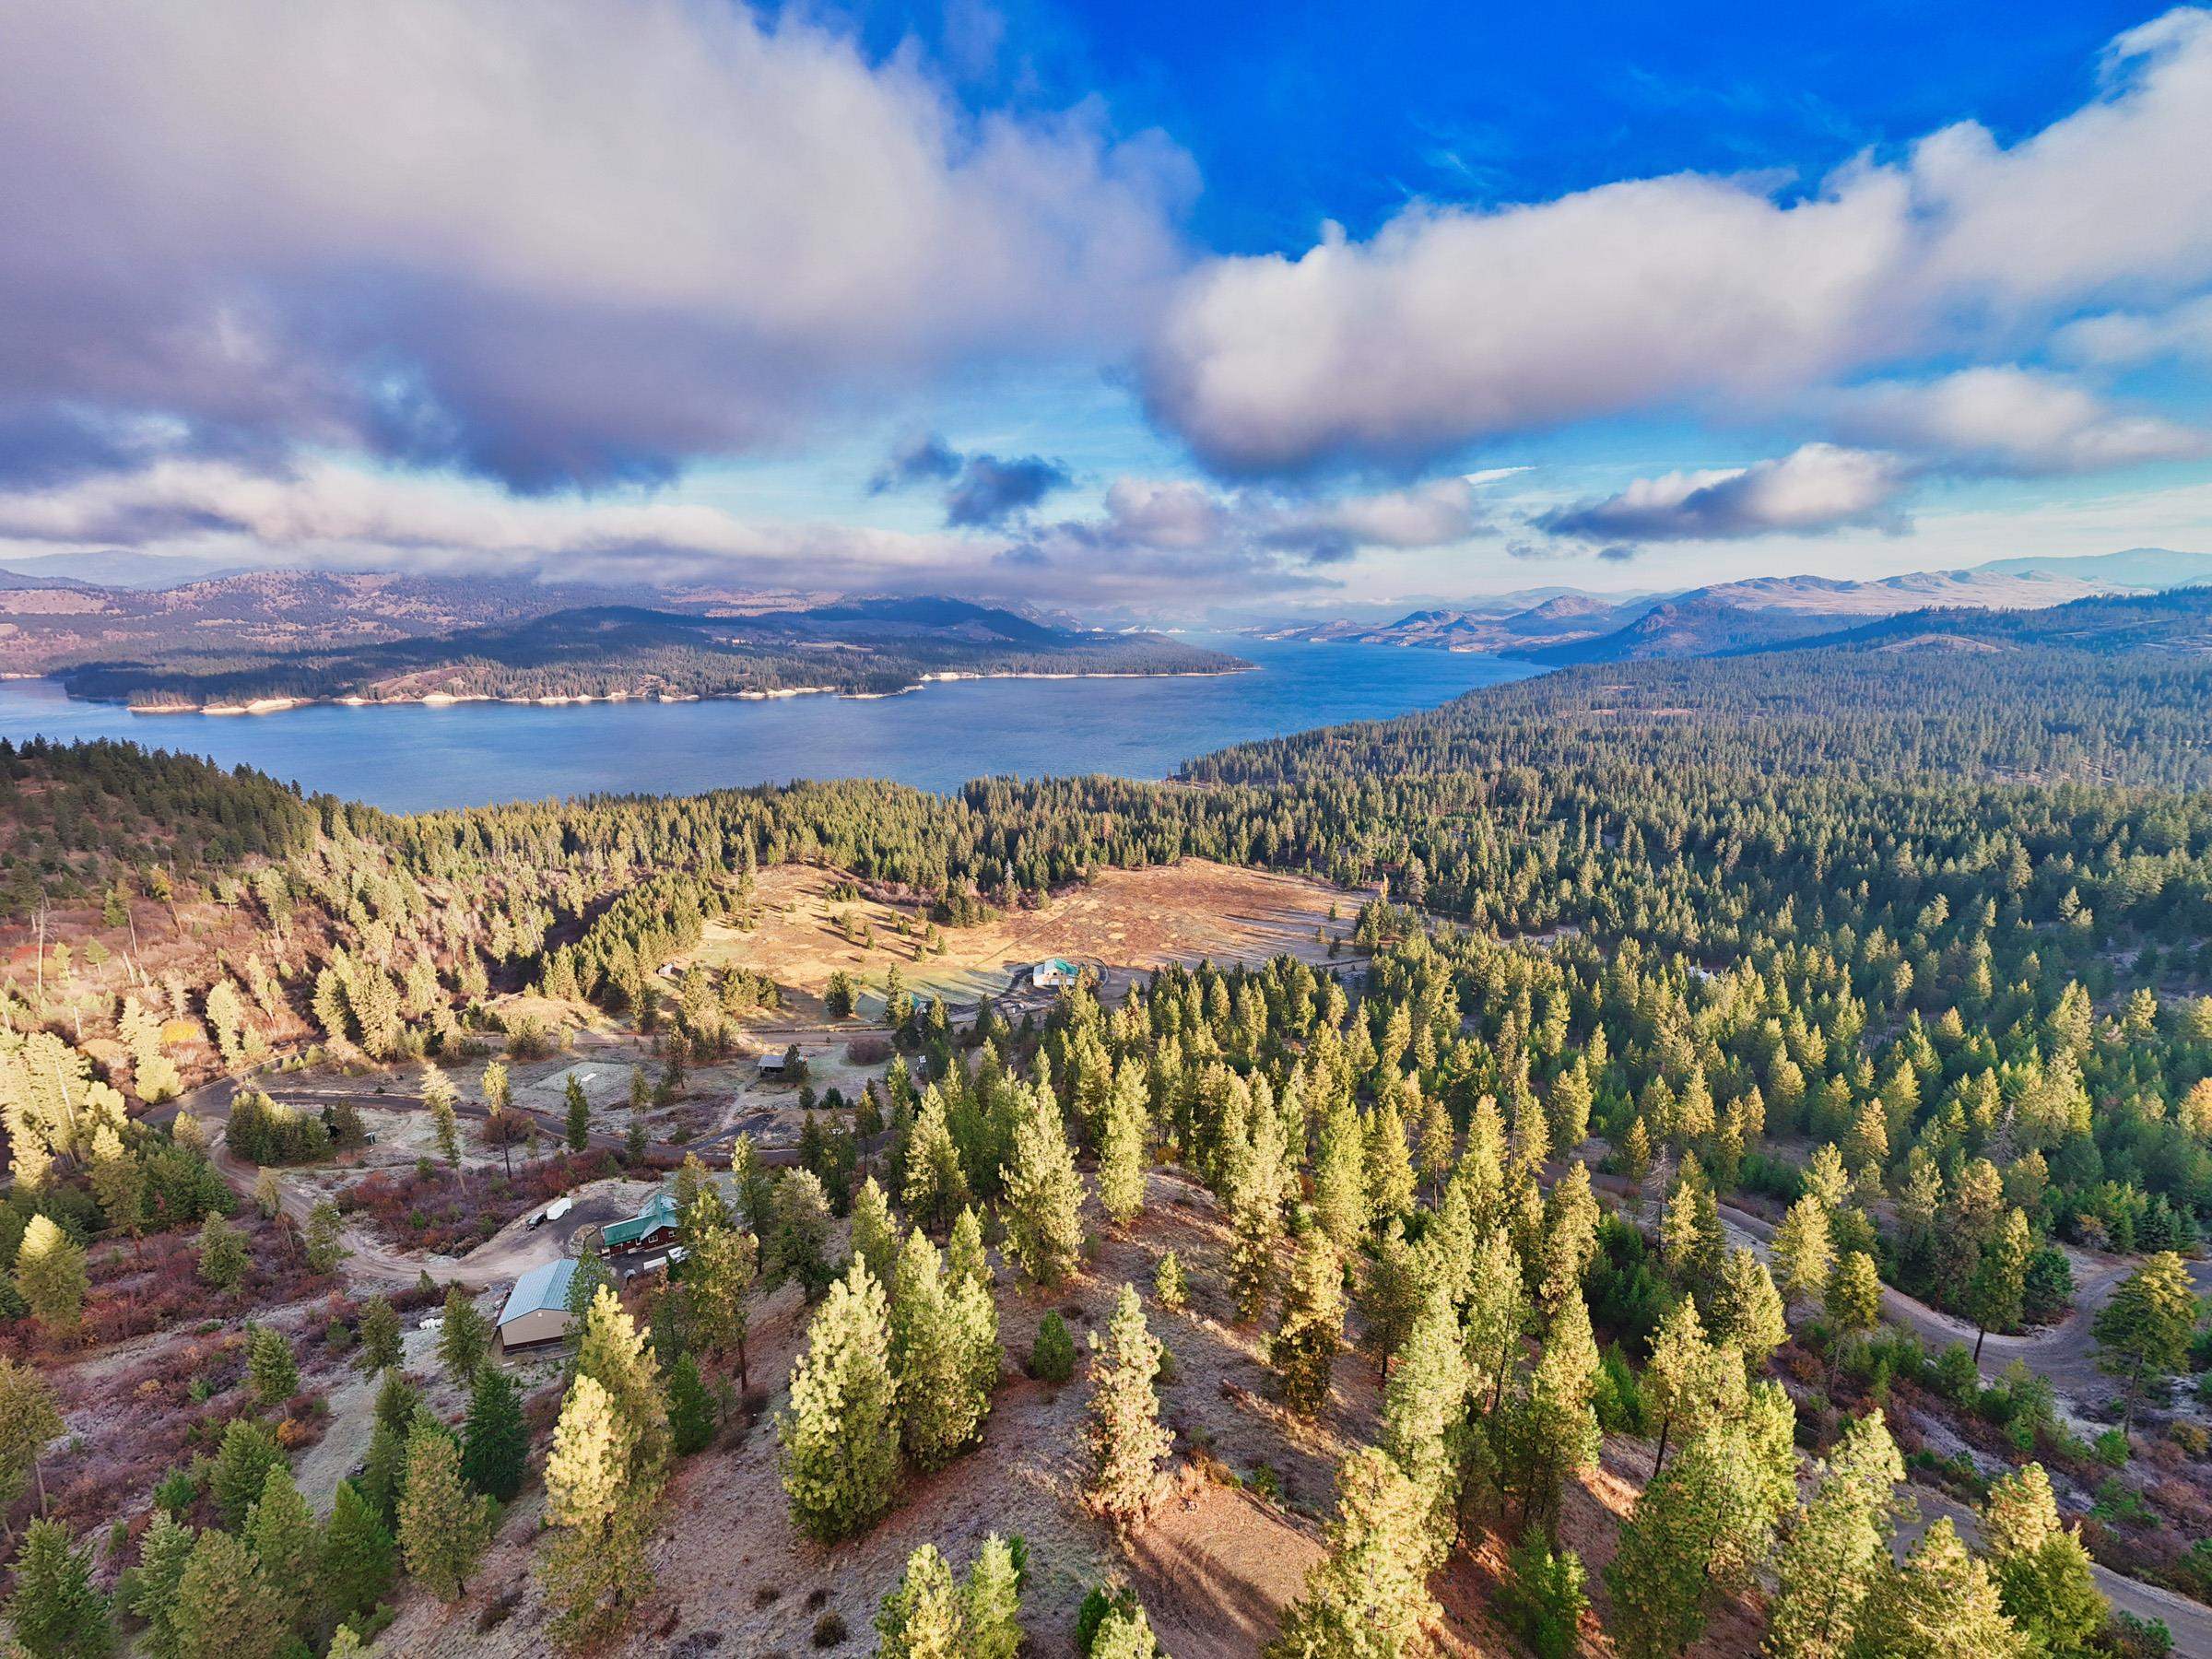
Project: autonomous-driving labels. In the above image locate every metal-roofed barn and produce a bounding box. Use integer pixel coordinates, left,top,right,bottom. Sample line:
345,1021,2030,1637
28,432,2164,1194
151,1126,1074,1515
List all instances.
497,1258,577,1351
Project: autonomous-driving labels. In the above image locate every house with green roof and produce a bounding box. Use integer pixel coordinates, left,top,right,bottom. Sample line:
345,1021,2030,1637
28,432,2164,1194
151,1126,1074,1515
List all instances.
601,1190,680,1259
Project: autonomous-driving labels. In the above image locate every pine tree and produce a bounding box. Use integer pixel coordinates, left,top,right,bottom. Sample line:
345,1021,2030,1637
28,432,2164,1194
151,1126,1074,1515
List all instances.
1607,1385,1794,1659
1967,1207,2032,1362
1771,1194,1833,1316
540,1371,653,1650
460,1363,529,1501
947,1205,992,1290
357,1418,406,1531
1097,1061,1149,1230
357,1295,403,1371
1380,1286,1468,1560
890,1230,990,1470
171,1528,287,1659
194,1214,248,1291
0,1358,63,1519
877,1543,962,1658
1659,1152,1724,1300
241,1464,319,1638
685,1219,758,1384
1270,1231,1346,1417
1642,1300,1743,1476
303,1200,347,1275
1824,1250,1883,1384
243,1325,297,1406
1312,1097,1371,1250
396,1418,492,1600
903,1087,971,1234
1853,1518,2026,1658
15,1216,87,1338
124,1512,195,1659
436,1286,492,1384
2091,1251,2200,1432
208,1418,286,1530
1708,1247,1788,1369
573,1282,670,1481
850,1174,902,1288
1267,1449,1436,1659
1357,1220,1427,1377
1765,1408,1904,1659
962,1533,1026,1659
779,1258,902,1541
320,1479,394,1619
766,1169,837,1296
1000,1093,1085,1287
1979,1465,2106,1656
565,1073,591,1151
1365,1091,1418,1224
1154,1249,1187,1312
668,1352,719,1455
1507,1286,1600,1540
8,1519,112,1659
1087,1283,1171,1531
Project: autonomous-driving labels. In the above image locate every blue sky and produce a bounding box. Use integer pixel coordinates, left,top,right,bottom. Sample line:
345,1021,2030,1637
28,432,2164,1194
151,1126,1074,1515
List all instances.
2,0,2210,616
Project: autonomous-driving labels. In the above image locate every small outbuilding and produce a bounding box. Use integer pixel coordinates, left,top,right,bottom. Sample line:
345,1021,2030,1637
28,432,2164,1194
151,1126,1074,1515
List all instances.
757,1050,790,1077
497,1258,577,1351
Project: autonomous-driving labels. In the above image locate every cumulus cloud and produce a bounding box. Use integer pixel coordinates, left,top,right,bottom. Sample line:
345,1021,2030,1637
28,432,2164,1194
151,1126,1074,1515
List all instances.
0,0,1194,491
2054,295,2212,367
999,475,1488,589
1538,444,1912,543
1143,9,2212,475
1829,368,2206,474
870,435,1077,526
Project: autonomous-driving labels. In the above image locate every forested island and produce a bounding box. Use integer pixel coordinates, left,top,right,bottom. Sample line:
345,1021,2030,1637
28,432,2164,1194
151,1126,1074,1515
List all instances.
51,596,1247,712
0,582,2207,1657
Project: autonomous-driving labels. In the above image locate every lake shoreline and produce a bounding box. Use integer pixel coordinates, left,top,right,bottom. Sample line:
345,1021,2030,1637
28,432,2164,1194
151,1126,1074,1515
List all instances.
106,662,1258,717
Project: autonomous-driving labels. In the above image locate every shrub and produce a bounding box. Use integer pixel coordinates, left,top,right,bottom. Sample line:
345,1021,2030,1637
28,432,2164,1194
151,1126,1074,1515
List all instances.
2094,1428,2133,1468
812,1611,848,1648
1592,1342,1647,1434
1030,1312,1076,1383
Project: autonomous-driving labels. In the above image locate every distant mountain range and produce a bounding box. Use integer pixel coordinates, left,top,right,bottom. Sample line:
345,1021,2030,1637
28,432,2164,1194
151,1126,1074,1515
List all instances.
1258,548,2212,665
49,594,1245,712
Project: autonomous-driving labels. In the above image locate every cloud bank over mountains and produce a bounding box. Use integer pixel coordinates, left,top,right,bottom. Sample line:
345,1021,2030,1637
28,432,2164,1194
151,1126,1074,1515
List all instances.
1,0,2210,597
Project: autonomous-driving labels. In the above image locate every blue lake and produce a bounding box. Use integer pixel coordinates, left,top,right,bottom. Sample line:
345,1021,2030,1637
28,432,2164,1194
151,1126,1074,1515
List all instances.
0,638,1540,813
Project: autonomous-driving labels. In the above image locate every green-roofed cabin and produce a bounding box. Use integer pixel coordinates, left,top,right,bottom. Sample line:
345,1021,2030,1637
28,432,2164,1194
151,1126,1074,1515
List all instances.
601,1190,680,1257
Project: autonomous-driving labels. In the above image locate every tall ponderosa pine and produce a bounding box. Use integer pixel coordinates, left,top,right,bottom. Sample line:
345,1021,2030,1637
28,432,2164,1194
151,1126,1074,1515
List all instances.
1097,1060,1149,1229
1504,1287,1601,1541
320,1479,394,1619
1086,1284,1171,1531
1270,1231,1346,1418
460,1363,529,1501
1267,1449,1436,1659
1978,1464,2106,1656
1771,1194,1833,1314
8,1518,112,1659
1000,1093,1086,1287
1764,1408,1905,1659
779,1257,902,1542
889,1230,992,1470
2091,1250,2201,1431
1853,1518,2026,1658
171,1528,287,1659
395,1418,492,1601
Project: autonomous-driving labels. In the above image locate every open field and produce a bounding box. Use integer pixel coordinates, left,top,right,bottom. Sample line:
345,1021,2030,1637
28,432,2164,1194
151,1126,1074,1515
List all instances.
689,858,1369,1018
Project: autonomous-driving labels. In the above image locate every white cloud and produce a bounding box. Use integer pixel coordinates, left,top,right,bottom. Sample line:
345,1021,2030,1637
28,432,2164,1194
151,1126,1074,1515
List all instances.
1538,444,1912,542
2054,295,2212,367
0,0,1194,489
1829,368,2206,474
1143,8,2212,475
